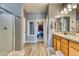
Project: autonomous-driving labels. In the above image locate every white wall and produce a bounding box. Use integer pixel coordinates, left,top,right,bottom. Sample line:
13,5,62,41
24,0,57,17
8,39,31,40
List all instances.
48,4,62,47
0,3,21,16
49,4,62,18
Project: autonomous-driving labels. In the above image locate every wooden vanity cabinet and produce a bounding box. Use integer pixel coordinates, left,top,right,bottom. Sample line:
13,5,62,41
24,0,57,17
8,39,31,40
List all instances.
53,34,79,56
69,41,79,56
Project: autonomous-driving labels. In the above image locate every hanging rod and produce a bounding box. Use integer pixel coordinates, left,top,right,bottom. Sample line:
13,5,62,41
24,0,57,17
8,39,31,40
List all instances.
0,6,21,18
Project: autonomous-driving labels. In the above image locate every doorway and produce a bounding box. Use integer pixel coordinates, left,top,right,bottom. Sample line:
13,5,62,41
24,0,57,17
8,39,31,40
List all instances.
37,20,44,42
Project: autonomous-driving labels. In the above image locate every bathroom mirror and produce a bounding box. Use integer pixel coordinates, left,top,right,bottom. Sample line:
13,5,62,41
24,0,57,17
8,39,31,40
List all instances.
58,16,70,33
63,16,70,32
76,4,79,36
54,17,61,32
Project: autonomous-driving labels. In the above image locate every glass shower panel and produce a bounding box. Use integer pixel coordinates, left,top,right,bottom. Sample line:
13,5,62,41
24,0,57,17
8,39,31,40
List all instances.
15,16,21,50
0,12,13,55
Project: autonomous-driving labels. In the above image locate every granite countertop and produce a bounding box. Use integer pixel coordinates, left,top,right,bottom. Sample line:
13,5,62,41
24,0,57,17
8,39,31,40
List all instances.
53,32,79,44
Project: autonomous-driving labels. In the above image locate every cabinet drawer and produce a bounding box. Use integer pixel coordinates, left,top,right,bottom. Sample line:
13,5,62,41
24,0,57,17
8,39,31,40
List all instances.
56,36,60,40
61,38,68,45
69,41,79,51
69,47,79,56
54,35,56,39
54,35,60,40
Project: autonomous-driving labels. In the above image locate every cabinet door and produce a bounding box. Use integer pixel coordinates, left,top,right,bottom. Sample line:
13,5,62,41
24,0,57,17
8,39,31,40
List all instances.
69,47,79,56
61,38,68,45
54,38,57,50
57,39,60,51
69,41,79,56
61,43,69,56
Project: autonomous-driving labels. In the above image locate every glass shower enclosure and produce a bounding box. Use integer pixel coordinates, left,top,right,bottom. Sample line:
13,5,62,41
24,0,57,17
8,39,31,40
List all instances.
0,8,15,55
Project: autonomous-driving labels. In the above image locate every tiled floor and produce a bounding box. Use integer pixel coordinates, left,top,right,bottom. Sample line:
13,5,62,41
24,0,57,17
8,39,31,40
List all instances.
8,42,63,56
24,42,51,56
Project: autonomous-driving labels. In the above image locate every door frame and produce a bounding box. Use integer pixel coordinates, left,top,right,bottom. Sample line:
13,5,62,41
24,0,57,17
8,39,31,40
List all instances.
27,20,38,43
12,15,15,51
36,19,46,43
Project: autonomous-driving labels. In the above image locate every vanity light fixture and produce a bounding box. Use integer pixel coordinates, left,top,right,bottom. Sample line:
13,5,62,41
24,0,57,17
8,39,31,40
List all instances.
60,4,77,17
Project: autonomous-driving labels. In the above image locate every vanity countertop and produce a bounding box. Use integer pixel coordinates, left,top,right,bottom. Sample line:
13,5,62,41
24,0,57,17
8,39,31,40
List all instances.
54,32,79,44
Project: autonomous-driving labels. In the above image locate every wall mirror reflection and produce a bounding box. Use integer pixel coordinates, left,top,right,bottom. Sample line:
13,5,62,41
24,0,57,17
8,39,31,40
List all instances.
63,16,70,32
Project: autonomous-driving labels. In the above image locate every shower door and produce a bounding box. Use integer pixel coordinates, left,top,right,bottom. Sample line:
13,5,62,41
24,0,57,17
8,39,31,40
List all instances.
0,12,14,55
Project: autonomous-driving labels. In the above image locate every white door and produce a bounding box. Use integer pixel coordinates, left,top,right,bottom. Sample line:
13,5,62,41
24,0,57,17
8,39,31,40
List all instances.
0,12,13,55
27,20,37,43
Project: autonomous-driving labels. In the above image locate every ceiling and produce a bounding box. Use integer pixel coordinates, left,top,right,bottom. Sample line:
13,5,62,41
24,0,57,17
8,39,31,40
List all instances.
23,3,48,13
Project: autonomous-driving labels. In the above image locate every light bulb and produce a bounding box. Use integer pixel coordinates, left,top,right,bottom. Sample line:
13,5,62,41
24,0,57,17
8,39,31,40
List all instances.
61,11,64,14
68,8,72,12
67,4,72,9
64,8,67,11
65,11,68,14
72,4,77,9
